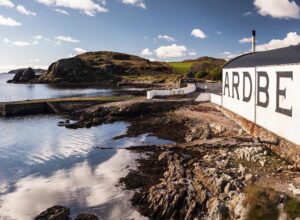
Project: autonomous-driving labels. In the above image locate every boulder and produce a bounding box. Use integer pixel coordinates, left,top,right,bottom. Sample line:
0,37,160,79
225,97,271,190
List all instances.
75,213,99,220
12,69,24,81
21,68,35,81
8,67,36,83
34,205,70,220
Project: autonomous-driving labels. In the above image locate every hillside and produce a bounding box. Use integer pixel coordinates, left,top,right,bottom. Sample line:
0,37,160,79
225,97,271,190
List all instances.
39,52,176,84
187,57,226,80
168,56,226,81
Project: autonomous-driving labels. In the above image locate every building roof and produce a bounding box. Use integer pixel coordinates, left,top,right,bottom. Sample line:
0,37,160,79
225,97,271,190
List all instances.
223,44,300,68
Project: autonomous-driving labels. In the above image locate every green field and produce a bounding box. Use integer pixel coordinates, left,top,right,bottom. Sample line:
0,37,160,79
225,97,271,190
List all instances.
168,61,194,75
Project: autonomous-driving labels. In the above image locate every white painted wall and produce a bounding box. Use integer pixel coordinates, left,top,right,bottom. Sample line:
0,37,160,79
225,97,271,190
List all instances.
255,65,300,145
222,65,300,145
222,68,256,121
147,83,196,99
210,93,222,105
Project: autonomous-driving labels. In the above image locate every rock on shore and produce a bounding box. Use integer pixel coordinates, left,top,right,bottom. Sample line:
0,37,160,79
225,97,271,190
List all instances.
34,206,99,220
7,67,39,83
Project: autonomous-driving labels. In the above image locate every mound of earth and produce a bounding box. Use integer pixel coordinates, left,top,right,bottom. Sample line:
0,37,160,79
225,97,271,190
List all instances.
186,56,226,80
39,51,174,84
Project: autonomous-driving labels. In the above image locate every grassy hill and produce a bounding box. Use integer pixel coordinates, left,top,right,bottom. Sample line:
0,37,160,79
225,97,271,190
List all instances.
168,57,226,81
168,61,195,75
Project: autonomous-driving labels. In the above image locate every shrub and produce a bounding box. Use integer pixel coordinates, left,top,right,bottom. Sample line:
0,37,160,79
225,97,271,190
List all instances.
208,67,222,81
244,185,280,220
195,71,208,79
284,197,300,219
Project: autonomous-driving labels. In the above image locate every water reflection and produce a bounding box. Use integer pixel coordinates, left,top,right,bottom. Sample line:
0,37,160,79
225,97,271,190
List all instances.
0,116,171,219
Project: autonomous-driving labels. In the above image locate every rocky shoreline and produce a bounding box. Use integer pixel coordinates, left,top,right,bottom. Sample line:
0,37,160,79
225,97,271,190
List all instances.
117,103,300,220
33,99,300,219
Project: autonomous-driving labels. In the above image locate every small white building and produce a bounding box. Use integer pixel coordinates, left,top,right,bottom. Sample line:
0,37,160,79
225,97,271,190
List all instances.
215,44,300,145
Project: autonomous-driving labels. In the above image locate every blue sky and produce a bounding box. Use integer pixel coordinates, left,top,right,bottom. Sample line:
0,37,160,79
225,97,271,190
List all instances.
1,0,300,71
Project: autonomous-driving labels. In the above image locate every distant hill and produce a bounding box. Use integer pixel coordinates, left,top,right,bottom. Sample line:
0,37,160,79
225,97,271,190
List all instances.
169,56,226,81
39,51,176,84
186,57,226,81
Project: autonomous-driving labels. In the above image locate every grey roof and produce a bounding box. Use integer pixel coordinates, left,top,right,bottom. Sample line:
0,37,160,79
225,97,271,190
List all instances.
223,44,300,68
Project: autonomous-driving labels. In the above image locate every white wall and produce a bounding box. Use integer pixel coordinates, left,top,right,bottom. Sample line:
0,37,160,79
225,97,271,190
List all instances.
255,65,300,145
222,68,256,121
222,65,300,145
147,83,196,99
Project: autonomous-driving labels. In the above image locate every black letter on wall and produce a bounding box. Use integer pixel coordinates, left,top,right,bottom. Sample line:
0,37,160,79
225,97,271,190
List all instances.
232,72,240,100
224,72,230,97
243,72,252,102
257,71,269,108
276,72,293,117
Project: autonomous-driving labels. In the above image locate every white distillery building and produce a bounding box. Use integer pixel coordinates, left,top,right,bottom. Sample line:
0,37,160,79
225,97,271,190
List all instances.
213,44,300,146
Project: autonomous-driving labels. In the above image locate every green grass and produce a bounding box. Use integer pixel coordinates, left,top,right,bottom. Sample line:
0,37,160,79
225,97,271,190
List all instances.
284,197,300,219
244,185,280,220
168,62,194,75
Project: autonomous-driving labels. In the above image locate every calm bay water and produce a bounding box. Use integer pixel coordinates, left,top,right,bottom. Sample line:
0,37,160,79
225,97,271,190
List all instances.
0,116,172,219
0,75,169,219
0,74,139,102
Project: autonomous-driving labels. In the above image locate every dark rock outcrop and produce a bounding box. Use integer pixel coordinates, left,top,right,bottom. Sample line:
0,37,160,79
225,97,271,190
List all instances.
39,51,173,84
75,213,99,220
35,206,99,220
8,68,46,75
34,205,70,220
7,67,39,83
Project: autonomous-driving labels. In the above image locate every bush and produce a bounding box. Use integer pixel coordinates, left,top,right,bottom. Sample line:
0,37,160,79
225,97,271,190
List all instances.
195,71,208,79
244,185,280,220
284,197,300,219
208,67,222,81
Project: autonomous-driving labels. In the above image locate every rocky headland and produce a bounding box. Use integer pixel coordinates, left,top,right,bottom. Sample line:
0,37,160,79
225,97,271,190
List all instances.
7,52,176,85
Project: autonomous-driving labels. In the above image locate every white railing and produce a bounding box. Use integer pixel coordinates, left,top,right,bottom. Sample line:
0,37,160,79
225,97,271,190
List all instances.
147,83,196,99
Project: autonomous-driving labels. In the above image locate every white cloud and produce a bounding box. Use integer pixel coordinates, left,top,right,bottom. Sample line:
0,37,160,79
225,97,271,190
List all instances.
158,35,175,42
0,15,21,26
35,0,108,16
188,51,197,56
29,58,40,63
0,0,14,8
155,44,187,58
12,41,31,47
3,37,43,47
122,0,146,9
256,32,300,51
239,37,252,44
254,0,300,19
55,35,79,43
191,28,207,39
4,38,31,47
69,48,88,57
16,5,37,16
243,11,252,17
216,31,222,35
54,8,69,15
74,47,87,54
222,51,244,60
141,48,153,56
33,35,50,42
